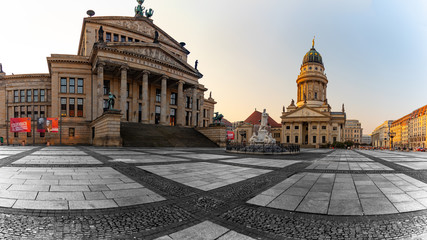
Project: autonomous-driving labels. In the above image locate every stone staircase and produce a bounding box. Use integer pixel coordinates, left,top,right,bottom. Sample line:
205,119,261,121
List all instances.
120,123,219,147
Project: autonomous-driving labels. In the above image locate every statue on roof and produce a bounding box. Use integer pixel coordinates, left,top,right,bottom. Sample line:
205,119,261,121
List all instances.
153,31,159,43
98,26,104,42
135,0,145,18
312,36,315,48
0,63,3,73
291,99,295,106
145,8,154,18
195,60,199,70
342,103,345,112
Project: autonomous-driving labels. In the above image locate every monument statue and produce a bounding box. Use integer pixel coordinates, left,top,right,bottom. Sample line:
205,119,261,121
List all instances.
195,60,199,70
342,103,345,112
135,0,145,17
98,26,104,42
212,112,223,124
107,92,116,110
145,8,154,18
0,63,3,73
153,31,159,43
248,109,276,145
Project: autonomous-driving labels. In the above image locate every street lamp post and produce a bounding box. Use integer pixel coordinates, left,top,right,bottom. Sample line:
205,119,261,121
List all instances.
388,131,396,150
59,113,66,145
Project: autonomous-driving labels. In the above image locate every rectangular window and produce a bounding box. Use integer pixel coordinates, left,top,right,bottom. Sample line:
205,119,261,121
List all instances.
34,106,38,119
20,106,25,117
121,36,126,42
103,80,110,95
286,126,291,130
138,103,142,122
312,126,317,130
203,109,207,118
27,131,32,138
14,132,18,138
69,78,75,93
69,128,75,137
27,106,32,119
139,85,143,99
196,99,200,110
170,93,177,105
295,136,299,143
69,98,75,117
20,90,25,102
128,37,133,42
186,96,190,108
287,136,290,143
77,78,84,93
77,98,83,117
313,136,317,144
295,126,299,130
127,83,130,98
333,127,337,131
61,98,67,115
156,89,161,103
322,126,327,130
135,39,140,42
27,90,32,102
113,34,119,42
322,136,326,143
40,90,45,102
34,90,39,102
14,107,19,118
60,78,67,93
14,90,19,103
106,32,111,42
126,102,129,121
40,106,45,118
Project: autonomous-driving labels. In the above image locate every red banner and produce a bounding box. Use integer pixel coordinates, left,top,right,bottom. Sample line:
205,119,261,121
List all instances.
46,118,59,132
227,131,235,140
10,118,31,132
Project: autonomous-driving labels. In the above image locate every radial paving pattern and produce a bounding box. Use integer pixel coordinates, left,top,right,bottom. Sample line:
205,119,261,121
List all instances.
0,146,426,239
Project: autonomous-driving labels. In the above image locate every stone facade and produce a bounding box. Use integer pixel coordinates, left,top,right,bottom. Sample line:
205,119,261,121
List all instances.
281,42,346,148
197,126,226,147
371,120,393,148
0,15,215,145
343,119,363,144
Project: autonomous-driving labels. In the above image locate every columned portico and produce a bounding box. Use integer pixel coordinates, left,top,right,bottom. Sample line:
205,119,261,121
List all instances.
141,70,150,123
120,66,128,120
160,75,168,125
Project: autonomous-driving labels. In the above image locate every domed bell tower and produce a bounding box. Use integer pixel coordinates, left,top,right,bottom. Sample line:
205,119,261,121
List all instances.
296,38,328,108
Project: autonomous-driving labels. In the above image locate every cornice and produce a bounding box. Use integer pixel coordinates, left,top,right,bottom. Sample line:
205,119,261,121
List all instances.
92,44,202,78
3,74,50,80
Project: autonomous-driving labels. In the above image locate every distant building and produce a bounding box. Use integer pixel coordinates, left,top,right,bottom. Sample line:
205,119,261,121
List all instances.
389,105,426,149
281,40,346,148
371,120,394,148
343,119,363,144
361,135,371,145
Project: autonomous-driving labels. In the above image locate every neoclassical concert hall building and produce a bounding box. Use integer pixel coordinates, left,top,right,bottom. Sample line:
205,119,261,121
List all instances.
281,40,346,147
0,8,216,145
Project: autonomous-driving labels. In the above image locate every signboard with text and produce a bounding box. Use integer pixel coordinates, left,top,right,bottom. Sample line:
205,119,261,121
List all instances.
10,118,31,132
37,118,46,133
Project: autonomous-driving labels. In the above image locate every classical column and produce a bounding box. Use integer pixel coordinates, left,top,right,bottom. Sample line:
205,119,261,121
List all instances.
299,123,303,144
317,122,320,145
192,86,198,127
120,66,128,120
160,76,168,125
141,70,150,123
176,80,184,126
290,123,293,143
96,63,105,118
132,79,137,122
308,122,311,144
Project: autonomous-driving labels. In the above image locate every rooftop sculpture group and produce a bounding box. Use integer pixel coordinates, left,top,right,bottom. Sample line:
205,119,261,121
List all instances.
135,0,154,18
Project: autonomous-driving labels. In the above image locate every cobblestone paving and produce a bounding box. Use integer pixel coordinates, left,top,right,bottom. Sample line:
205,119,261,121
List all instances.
0,146,426,239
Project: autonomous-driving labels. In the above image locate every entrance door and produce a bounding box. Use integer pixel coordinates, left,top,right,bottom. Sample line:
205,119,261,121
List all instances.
155,106,161,124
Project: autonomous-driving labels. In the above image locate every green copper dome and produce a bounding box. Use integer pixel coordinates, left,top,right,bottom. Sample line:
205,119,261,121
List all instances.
303,47,323,65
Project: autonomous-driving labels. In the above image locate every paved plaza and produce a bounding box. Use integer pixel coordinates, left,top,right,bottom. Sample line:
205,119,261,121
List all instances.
0,146,426,239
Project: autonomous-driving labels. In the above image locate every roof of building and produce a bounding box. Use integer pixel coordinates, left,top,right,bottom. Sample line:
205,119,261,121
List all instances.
303,41,323,65
221,118,232,127
243,110,281,128
409,105,427,119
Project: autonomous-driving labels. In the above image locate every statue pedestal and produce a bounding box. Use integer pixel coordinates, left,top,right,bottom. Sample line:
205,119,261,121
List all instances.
90,110,122,147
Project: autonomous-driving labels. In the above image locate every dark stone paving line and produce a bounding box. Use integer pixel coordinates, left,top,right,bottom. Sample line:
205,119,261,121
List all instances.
9,164,105,168
221,205,427,240
0,146,44,167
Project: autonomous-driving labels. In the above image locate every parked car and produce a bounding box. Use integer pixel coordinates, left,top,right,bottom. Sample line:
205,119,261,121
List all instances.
416,147,425,152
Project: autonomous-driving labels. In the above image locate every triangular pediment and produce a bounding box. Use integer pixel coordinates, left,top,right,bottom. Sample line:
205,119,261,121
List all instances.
103,44,199,75
89,17,185,52
285,106,330,118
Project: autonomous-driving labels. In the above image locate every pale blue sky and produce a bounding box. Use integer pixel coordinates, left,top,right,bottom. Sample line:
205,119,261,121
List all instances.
0,0,426,133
